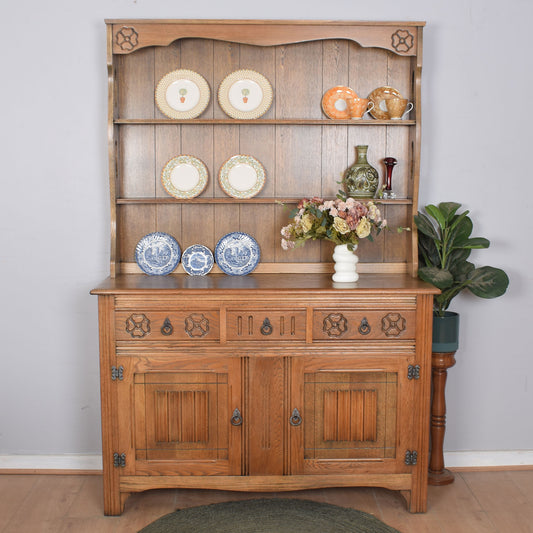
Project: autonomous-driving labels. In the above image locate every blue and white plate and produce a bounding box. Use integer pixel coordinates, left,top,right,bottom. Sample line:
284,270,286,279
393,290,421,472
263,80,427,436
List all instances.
181,244,214,276
215,232,260,276
135,232,181,275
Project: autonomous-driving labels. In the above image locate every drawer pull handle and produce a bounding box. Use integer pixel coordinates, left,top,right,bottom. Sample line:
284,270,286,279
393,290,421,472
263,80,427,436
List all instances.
230,408,243,426
261,318,273,336
289,408,302,427
358,317,371,335
161,318,173,336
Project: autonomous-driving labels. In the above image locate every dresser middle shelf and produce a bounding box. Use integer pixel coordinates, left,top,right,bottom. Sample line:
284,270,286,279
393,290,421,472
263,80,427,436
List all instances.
114,118,416,126
116,197,414,205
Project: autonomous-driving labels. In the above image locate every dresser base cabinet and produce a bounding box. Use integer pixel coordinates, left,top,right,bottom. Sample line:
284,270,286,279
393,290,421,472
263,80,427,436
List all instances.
92,273,438,514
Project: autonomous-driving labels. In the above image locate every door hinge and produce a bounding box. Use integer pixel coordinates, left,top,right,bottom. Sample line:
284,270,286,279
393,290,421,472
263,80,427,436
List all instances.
407,364,420,380
113,452,126,468
111,365,124,381
404,450,418,465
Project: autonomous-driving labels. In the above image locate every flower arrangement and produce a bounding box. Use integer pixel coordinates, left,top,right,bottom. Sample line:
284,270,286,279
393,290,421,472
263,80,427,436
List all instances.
280,193,389,251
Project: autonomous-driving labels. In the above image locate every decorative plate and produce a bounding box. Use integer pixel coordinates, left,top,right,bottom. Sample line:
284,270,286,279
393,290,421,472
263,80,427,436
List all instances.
215,232,260,276
161,155,208,199
218,69,273,119
181,245,214,276
219,155,266,199
321,86,359,119
135,232,181,276
155,69,210,119
368,86,403,120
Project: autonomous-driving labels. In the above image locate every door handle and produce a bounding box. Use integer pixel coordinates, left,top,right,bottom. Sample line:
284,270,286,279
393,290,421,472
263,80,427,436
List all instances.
289,407,302,426
230,408,243,426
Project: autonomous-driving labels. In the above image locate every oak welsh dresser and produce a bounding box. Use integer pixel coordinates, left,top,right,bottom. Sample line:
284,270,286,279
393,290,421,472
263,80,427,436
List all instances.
91,19,438,515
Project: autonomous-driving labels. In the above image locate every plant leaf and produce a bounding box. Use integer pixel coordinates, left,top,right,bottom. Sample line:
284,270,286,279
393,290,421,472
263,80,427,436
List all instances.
449,260,474,281
418,232,441,267
414,213,440,240
460,237,490,249
438,202,461,222
467,266,509,299
448,214,473,247
418,266,454,290
425,204,447,230
447,248,471,265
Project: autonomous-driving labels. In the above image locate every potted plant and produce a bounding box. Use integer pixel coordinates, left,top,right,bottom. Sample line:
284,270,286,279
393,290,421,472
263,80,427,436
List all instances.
414,202,509,352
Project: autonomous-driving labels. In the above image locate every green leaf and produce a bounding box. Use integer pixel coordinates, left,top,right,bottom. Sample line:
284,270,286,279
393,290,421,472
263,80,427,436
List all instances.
418,232,440,267
435,284,467,314
447,248,471,266
418,266,454,290
438,202,462,222
467,266,509,299
460,237,490,249
448,214,473,247
414,213,440,240
449,260,474,281
425,204,447,230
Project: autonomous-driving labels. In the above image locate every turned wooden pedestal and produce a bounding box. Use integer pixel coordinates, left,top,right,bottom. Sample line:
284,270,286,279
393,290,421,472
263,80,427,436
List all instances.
428,351,456,486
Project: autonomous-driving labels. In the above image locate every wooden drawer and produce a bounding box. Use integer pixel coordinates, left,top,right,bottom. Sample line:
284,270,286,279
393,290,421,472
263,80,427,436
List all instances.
115,310,220,341
313,308,415,341
226,309,307,341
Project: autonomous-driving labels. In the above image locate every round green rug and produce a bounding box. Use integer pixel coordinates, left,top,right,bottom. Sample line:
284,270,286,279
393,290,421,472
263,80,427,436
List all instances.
138,498,401,533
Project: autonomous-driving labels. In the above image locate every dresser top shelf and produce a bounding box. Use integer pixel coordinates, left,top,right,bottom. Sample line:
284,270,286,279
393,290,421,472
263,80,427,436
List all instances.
91,273,439,295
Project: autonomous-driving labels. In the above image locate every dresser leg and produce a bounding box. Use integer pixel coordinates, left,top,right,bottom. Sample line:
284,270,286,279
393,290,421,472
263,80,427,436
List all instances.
428,351,456,486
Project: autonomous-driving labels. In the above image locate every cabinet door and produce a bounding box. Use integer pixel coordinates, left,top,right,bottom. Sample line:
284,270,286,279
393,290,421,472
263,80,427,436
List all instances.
117,355,242,476
246,357,286,475
288,355,417,475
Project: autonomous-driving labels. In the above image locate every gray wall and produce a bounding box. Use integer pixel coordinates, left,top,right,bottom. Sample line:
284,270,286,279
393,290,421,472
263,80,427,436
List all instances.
1,0,531,459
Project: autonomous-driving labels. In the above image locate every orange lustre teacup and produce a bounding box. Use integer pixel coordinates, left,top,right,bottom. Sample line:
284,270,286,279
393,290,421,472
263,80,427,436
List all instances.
347,98,374,120
385,97,414,119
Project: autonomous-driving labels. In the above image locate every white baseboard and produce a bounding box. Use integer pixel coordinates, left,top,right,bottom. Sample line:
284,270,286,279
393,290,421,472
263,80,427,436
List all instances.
0,451,532,471
0,454,102,471
444,450,533,468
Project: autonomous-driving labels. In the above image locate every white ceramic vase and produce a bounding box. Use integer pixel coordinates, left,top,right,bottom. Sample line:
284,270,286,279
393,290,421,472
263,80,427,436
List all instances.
332,244,359,283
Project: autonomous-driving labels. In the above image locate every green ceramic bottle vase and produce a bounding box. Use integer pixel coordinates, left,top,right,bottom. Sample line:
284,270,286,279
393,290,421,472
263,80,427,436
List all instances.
343,145,379,198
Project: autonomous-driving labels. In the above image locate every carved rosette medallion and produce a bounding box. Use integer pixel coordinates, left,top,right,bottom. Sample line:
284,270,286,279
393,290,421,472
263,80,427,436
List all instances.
381,313,406,337
116,26,139,51
323,313,348,337
125,314,151,338
184,313,210,338
391,29,414,53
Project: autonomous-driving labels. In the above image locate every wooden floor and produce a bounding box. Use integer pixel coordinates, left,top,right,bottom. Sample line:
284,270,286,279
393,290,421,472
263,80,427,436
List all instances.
0,470,532,532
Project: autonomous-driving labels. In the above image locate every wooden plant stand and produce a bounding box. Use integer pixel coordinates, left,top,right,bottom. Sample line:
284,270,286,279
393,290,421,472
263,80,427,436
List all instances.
428,351,456,486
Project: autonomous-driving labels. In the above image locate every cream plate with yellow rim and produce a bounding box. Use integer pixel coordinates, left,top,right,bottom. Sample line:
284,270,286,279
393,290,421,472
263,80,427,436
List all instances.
161,155,208,199
218,69,273,119
155,69,210,119
219,155,266,199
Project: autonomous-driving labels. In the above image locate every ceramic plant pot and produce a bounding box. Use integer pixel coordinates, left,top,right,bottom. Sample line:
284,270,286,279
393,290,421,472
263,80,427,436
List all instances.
432,311,459,353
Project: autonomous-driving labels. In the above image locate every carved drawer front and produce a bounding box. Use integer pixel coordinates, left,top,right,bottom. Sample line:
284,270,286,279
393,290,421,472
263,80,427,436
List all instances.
313,309,415,341
115,311,220,341
226,309,307,341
